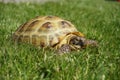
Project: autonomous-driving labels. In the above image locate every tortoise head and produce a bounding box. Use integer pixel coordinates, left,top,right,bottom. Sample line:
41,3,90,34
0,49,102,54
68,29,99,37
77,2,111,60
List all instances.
69,35,98,50
56,32,98,54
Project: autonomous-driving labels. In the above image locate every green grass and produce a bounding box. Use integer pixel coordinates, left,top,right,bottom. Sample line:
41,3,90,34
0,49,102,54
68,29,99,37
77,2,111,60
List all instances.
0,0,120,80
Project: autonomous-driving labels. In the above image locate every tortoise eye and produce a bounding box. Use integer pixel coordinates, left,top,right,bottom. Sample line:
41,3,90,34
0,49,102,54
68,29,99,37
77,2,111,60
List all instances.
61,21,71,28
70,37,79,45
73,39,79,45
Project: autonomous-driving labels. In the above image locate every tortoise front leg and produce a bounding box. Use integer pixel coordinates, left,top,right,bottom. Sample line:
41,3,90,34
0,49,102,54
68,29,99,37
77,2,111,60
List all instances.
57,44,72,54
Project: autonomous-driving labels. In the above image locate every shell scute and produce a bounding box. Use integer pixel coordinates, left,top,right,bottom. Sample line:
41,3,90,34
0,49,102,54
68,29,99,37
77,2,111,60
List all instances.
60,21,72,28
38,22,53,32
39,35,47,47
25,20,40,32
23,35,30,43
49,35,60,47
17,22,28,33
31,35,39,45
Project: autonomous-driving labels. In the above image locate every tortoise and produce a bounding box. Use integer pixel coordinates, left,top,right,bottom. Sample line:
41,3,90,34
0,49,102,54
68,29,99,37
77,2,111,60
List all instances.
13,16,97,54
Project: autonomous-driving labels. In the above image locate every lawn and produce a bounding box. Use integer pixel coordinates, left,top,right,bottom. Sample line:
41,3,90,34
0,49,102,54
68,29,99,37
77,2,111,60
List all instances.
0,0,120,80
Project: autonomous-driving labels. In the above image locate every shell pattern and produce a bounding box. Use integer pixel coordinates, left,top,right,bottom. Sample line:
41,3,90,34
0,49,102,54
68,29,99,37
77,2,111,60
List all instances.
13,16,84,49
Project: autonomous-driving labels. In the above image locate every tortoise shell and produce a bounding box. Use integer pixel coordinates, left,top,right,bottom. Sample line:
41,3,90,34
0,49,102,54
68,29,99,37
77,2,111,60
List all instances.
13,16,84,49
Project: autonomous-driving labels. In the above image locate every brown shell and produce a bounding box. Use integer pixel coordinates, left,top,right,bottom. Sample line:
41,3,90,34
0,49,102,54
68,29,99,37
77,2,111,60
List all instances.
13,16,84,48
